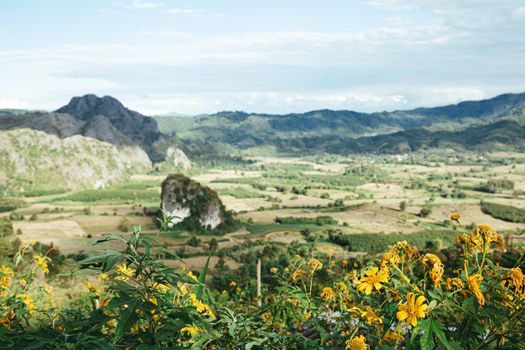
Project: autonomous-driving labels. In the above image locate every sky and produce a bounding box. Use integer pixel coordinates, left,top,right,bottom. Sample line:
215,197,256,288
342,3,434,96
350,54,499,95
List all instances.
0,0,524,115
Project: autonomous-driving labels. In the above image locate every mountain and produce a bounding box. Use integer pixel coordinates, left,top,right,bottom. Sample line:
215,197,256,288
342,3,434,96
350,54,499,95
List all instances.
155,92,525,154
273,120,525,154
56,94,173,162
0,128,151,195
1,92,524,163
0,94,177,162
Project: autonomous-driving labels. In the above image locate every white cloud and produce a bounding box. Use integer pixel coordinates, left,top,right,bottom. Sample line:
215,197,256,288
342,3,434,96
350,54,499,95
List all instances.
366,0,417,11
137,30,191,38
124,91,412,115
165,8,223,17
112,0,163,10
1,1,524,114
165,8,196,15
0,97,29,109
512,6,525,19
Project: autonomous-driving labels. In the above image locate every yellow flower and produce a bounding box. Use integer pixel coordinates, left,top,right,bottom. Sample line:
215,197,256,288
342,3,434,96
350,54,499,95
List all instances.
446,277,464,290
396,293,428,327
180,326,200,335
304,312,311,320
115,263,135,281
229,281,237,287
320,287,336,303
360,307,383,325
469,224,503,250
336,281,348,294
0,265,14,296
289,298,298,306
456,233,471,255
85,281,103,296
130,323,139,334
421,254,444,288
510,267,524,291
98,273,109,281
154,283,170,294
345,335,369,350
33,255,50,274
187,271,199,282
380,251,401,270
189,293,214,317
308,258,323,271
357,267,389,295
0,310,15,329
450,213,461,221
391,241,416,261
467,274,485,307
16,294,36,315
262,312,272,322
382,330,404,343
270,267,278,274
292,268,305,281
341,259,348,269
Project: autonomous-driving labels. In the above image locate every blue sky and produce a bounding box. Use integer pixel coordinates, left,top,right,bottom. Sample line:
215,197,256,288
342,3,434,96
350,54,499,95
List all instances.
1,0,524,115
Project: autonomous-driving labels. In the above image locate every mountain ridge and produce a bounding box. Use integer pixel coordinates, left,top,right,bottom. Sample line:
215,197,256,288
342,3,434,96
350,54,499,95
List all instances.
2,92,524,159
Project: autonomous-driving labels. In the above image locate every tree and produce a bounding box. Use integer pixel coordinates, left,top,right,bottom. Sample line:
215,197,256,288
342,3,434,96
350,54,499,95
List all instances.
188,236,201,247
208,238,218,252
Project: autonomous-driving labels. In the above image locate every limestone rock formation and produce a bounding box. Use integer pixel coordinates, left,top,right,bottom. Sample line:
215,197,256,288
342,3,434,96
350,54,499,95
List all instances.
160,174,225,230
0,128,151,194
165,147,192,170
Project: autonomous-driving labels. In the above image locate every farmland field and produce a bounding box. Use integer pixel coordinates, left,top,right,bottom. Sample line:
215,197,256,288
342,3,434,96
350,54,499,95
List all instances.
2,151,524,270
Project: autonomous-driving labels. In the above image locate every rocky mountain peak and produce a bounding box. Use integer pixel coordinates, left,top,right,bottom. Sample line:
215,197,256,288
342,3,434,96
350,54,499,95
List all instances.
56,94,129,121
55,94,172,162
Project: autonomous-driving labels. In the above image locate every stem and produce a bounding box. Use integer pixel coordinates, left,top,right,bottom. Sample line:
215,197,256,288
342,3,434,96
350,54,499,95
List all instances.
479,241,487,272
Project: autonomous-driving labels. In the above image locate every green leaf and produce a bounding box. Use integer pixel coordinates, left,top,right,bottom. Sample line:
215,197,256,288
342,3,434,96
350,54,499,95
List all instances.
412,319,435,350
114,298,140,343
195,250,212,300
430,318,458,350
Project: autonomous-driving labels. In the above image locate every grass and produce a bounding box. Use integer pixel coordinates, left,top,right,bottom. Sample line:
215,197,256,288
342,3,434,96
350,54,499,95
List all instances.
218,187,264,198
481,201,525,223
53,189,160,204
328,229,458,253
0,199,27,213
246,223,338,235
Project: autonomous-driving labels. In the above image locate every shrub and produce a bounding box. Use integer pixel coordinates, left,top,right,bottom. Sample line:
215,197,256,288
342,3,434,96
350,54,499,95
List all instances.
118,218,131,232
481,201,525,223
274,216,338,226
419,206,432,218
0,199,26,213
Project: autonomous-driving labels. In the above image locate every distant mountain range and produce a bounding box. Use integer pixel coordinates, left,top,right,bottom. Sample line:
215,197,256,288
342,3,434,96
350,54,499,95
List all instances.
155,92,525,154
1,92,525,163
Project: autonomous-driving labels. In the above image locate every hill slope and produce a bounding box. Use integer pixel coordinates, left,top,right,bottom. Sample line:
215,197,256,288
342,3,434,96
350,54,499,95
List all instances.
155,92,525,155
0,128,152,195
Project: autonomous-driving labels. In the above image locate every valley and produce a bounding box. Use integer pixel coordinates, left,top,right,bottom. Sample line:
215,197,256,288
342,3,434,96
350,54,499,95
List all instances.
3,151,524,272
1,93,524,349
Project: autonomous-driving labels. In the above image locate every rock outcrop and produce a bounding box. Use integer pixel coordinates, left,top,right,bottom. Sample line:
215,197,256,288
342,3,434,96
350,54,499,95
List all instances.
0,94,178,163
165,147,192,170
0,128,151,194
56,94,171,162
160,174,225,230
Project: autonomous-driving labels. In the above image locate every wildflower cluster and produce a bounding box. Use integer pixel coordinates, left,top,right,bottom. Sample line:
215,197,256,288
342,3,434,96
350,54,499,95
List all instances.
0,219,522,349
